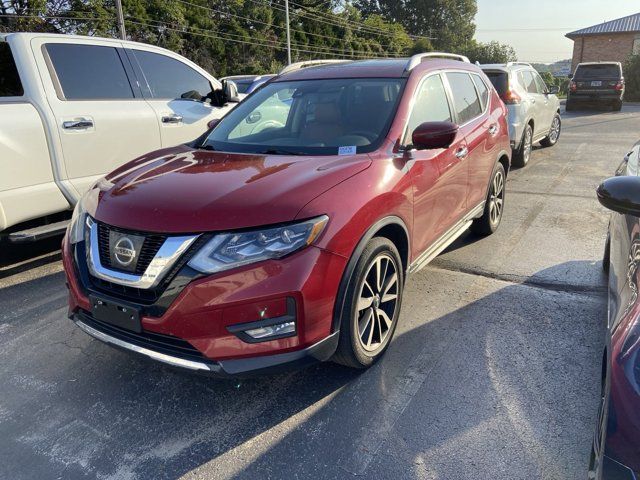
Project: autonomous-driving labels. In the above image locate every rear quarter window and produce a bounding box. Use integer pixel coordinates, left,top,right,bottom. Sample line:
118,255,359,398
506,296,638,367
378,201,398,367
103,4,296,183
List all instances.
0,43,24,97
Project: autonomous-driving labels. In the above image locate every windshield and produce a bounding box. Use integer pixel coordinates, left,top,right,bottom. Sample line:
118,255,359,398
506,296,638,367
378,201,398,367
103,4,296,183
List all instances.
575,64,620,78
233,79,256,94
202,78,405,156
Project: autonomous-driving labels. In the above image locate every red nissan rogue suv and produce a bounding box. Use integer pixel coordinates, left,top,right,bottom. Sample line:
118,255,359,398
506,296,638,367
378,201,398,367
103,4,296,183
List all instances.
62,53,510,375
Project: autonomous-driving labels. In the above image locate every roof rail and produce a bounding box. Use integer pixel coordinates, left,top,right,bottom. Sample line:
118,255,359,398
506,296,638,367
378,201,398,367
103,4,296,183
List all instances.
279,59,351,75
506,61,532,68
406,52,470,71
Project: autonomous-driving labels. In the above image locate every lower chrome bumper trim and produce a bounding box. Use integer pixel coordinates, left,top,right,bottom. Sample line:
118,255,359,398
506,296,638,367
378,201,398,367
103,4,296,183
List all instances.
75,320,214,371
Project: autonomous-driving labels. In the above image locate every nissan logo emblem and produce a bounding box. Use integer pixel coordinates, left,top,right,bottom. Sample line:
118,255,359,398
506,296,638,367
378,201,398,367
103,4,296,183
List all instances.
113,237,136,266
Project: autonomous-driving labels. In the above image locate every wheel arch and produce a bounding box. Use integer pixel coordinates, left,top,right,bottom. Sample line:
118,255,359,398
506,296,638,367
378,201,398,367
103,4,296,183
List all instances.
331,215,410,333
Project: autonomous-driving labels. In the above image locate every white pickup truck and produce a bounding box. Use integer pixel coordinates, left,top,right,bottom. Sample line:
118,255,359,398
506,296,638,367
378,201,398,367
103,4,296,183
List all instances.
0,32,238,243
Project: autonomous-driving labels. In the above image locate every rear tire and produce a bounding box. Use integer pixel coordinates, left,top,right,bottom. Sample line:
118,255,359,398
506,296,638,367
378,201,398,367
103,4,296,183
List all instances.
613,100,623,112
512,124,532,168
471,162,506,236
540,114,561,147
332,237,403,369
565,100,576,112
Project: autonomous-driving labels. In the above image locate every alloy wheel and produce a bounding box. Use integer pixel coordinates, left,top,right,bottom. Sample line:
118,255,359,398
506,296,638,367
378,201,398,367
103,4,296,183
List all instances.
548,117,560,143
356,253,399,352
489,170,504,226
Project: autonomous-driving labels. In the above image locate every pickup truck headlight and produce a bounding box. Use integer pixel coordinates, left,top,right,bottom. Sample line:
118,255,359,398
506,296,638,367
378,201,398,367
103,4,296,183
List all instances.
188,215,328,274
68,198,87,245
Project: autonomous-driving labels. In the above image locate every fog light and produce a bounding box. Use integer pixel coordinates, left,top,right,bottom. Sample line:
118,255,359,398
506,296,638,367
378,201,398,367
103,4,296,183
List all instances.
245,321,295,339
226,297,297,343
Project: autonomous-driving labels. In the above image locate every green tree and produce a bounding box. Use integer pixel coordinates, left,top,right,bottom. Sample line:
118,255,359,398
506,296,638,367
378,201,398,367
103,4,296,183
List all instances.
463,40,516,64
624,54,640,101
353,0,477,51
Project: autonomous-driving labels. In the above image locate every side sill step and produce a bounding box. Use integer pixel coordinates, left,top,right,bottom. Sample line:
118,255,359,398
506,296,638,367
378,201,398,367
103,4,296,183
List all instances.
6,219,69,243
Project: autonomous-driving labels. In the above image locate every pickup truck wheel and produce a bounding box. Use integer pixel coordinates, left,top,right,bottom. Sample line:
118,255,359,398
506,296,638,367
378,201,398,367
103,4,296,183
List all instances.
540,114,561,147
471,162,506,236
332,237,403,369
512,124,532,168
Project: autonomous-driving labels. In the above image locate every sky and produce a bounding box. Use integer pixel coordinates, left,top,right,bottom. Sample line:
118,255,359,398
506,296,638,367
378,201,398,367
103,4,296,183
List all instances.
474,0,640,63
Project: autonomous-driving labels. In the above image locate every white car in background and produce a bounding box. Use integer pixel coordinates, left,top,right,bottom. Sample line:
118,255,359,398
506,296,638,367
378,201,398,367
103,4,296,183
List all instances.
481,62,561,167
0,32,238,242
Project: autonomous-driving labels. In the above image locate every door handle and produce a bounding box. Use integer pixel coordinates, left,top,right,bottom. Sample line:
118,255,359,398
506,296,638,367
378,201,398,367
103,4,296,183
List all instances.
162,114,183,124
455,146,468,159
63,119,93,130
488,124,498,136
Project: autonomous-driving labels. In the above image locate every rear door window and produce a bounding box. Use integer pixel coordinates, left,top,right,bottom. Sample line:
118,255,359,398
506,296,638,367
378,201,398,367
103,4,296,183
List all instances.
405,74,452,140
131,50,212,100
575,64,621,78
445,72,482,124
471,74,489,110
45,43,134,100
0,43,23,97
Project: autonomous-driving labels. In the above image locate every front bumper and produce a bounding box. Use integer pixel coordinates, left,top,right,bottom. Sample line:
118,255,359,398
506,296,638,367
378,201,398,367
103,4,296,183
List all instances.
72,311,339,376
63,234,347,375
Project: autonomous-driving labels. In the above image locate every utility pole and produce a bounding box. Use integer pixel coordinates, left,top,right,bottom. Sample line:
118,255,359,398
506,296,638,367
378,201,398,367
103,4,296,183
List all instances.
115,0,126,40
285,0,291,64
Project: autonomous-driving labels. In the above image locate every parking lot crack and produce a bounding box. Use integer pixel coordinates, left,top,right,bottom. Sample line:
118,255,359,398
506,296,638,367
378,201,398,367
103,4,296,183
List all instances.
428,262,606,296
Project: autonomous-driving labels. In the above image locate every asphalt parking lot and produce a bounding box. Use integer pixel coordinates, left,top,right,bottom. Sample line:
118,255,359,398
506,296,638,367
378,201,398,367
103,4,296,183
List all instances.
2,104,640,480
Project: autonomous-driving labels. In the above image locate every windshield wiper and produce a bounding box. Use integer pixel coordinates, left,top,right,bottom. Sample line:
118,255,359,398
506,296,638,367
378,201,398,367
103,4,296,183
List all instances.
258,148,303,156
195,144,216,151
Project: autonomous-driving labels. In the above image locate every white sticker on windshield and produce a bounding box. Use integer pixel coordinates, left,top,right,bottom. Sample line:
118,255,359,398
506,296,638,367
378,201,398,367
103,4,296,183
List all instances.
338,146,357,156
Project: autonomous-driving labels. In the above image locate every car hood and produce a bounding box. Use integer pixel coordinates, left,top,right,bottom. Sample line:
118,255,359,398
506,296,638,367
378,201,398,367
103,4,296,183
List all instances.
86,145,371,233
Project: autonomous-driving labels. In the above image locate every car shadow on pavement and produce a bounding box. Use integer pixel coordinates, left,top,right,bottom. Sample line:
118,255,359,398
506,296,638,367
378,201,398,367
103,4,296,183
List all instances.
0,261,607,480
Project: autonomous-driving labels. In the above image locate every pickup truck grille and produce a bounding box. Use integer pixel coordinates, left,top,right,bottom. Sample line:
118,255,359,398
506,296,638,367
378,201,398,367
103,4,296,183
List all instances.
97,222,167,275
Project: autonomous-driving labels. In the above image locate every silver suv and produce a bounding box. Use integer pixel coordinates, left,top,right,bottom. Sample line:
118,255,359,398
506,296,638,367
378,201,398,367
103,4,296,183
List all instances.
481,62,561,167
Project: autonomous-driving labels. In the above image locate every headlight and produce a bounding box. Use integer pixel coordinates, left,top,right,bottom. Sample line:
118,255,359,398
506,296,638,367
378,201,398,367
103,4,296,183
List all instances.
68,197,87,244
188,215,328,274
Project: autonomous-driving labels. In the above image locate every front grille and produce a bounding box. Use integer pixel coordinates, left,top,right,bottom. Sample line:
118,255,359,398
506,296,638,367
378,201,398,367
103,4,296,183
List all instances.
97,222,167,275
78,310,206,362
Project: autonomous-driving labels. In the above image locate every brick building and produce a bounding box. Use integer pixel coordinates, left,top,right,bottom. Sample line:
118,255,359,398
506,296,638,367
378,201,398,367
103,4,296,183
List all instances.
566,12,640,71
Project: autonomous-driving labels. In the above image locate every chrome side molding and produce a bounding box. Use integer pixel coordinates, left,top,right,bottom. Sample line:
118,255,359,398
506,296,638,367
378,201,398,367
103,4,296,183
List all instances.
408,202,485,274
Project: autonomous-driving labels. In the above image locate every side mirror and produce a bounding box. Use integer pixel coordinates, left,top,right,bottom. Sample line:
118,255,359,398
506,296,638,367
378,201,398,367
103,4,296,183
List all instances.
411,121,459,150
222,80,240,103
548,86,559,95
596,176,640,216
567,73,574,79
207,118,220,130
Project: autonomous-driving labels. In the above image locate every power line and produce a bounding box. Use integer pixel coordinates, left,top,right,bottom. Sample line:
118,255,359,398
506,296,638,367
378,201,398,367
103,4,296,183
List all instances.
129,15,401,57
282,0,434,40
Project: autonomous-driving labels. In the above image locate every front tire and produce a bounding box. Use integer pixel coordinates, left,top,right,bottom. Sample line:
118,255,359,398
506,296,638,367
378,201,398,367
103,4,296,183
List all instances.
512,124,532,168
540,114,561,147
333,237,403,369
471,162,506,236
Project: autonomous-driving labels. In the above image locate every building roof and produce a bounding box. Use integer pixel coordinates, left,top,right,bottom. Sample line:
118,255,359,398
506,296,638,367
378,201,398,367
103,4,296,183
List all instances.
566,12,640,38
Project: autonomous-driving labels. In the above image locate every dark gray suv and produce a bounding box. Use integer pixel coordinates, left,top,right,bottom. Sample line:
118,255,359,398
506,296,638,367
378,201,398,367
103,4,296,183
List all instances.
567,62,624,111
